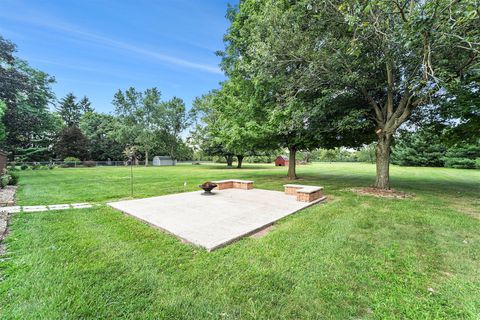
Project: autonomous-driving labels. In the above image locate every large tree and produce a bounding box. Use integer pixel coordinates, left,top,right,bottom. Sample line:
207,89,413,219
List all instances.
157,97,191,161
221,1,374,179
0,36,57,159
113,87,161,166
79,112,124,161
222,0,479,188
190,91,236,166
210,81,275,169
191,83,275,169
113,88,190,165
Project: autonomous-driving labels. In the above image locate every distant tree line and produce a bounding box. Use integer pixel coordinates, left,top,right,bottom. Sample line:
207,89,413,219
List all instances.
300,138,480,170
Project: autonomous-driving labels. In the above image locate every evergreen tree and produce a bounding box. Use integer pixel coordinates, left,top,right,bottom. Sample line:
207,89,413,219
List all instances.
392,129,446,167
443,141,480,169
57,93,92,126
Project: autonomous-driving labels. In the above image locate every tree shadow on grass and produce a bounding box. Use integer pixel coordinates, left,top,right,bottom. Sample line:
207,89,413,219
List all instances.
256,170,480,200
200,165,277,170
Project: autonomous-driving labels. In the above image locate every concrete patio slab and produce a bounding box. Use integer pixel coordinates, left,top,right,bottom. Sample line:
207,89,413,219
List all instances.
108,188,324,251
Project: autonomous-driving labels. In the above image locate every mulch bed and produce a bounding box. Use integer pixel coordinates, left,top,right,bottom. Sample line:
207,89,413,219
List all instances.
350,187,413,199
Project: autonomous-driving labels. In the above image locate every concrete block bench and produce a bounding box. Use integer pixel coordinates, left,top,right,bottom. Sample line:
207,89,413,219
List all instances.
283,184,324,202
212,179,254,190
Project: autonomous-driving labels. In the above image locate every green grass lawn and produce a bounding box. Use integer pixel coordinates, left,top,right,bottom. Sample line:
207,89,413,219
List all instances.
1,163,479,319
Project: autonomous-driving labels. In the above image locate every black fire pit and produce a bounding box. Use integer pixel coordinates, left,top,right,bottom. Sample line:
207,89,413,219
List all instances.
199,181,218,195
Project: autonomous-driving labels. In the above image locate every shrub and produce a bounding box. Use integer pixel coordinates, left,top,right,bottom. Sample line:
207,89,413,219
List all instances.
8,172,19,185
443,158,477,169
48,163,56,170
31,163,41,170
63,156,81,168
83,160,96,167
0,172,11,188
8,162,17,171
20,164,29,170
443,143,480,169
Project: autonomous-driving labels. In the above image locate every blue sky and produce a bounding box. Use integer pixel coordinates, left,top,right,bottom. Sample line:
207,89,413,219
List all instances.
0,0,234,113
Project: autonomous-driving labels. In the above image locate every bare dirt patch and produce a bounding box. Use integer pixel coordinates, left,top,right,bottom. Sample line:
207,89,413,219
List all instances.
451,204,480,220
250,225,276,239
350,187,413,199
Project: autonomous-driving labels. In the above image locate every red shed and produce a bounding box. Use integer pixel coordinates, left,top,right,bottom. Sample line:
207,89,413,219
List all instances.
275,155,289,166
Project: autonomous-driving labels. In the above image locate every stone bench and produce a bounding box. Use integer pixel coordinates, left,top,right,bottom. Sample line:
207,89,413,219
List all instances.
212,179,254,190
283,184,324,202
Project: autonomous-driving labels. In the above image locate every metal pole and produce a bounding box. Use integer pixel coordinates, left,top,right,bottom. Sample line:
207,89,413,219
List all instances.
130,157,133,198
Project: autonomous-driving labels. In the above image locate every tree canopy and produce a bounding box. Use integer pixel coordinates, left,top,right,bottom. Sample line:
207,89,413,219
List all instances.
220,0,480,187
113,87,191,165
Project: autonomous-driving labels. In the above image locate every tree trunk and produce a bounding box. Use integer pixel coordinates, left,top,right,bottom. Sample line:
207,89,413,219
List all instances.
287,146,297,180
374,133,393,189
145,150,148,167
226,155,233,167
236,155,244,168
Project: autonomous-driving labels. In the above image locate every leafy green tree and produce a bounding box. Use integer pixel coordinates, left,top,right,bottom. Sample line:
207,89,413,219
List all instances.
157,97,191,161
0,100,6,143
190,91,236,166
54,126,90,160
437,72,480,145
172,140,194,161
80,112,124,160
113,88,158,166
213,81,276,168
222,0,479,188
221,2,374,179
356,144,376,164
0,36,57,159
113,88,189,165
191,83,275,168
